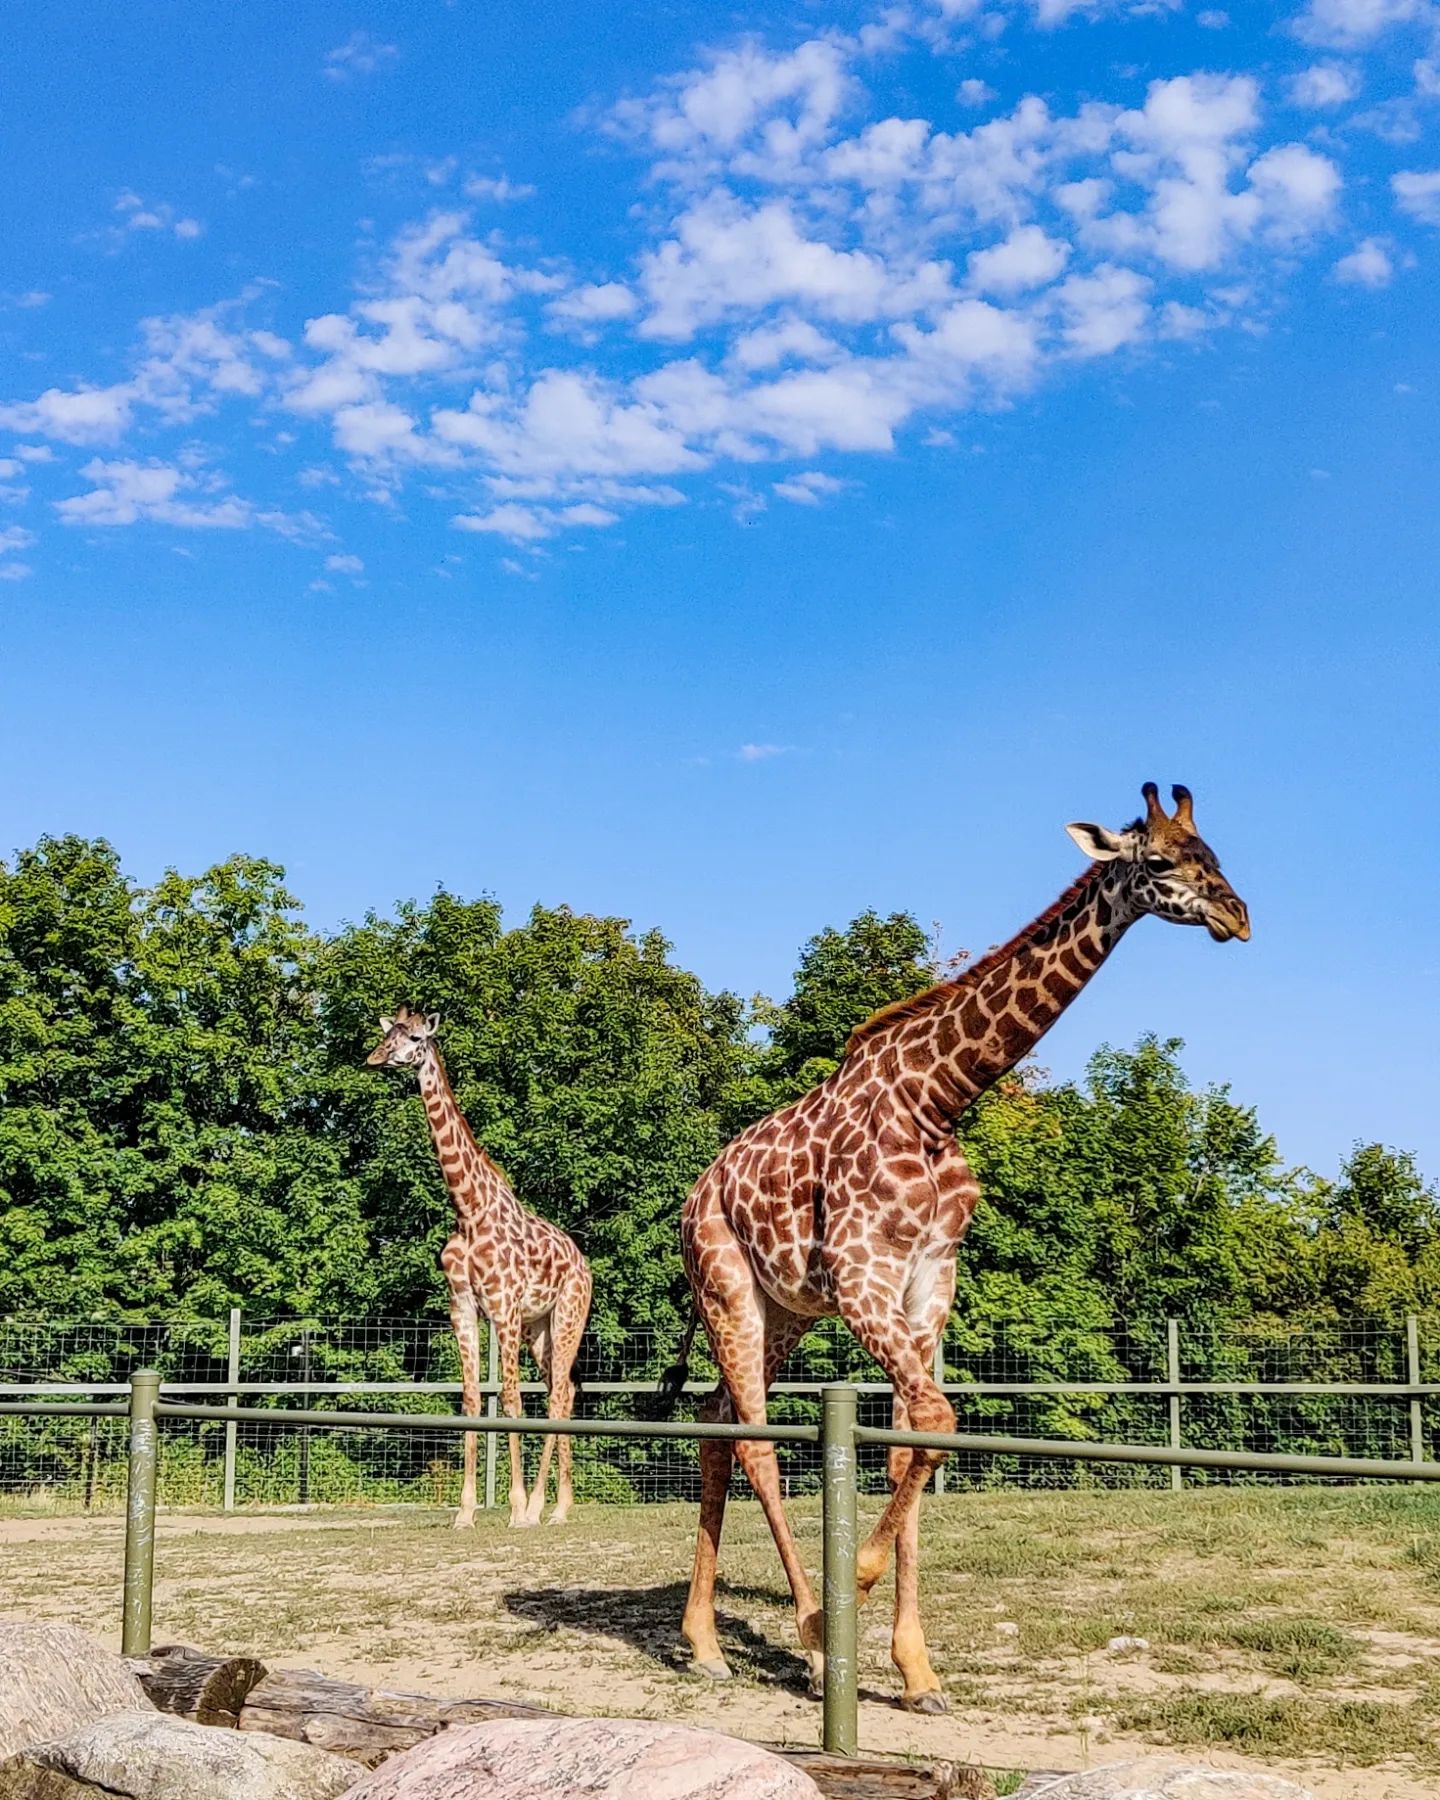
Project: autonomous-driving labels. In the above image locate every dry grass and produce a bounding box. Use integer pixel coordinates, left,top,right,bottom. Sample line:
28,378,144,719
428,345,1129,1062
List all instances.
6,1486,1440,1786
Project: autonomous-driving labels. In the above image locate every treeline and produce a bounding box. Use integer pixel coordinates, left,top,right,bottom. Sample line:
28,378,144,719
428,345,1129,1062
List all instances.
2,834,1437,1364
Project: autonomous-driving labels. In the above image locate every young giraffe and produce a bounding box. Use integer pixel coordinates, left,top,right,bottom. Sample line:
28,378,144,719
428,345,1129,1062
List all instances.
366,1007,592,1528
679,784,1250,1710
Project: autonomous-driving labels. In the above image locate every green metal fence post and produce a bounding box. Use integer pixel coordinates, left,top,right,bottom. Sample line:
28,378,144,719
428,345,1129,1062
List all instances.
122,1370,160,1655
222,1306,241,1512
1408,1315,1425,1480
932,1339,946,1500
1166,1319,1183,1493
821,1383,859,1757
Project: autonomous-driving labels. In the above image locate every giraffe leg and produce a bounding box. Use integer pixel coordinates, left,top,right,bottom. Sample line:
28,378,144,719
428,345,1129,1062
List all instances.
493,1320,530,1529
446,1282,482,1529
889,1394,945,1712
522,1319,555,1526
681,1386,736,1681
542,1264,590,1525
837,1275,954,1602
889,1274,952,1711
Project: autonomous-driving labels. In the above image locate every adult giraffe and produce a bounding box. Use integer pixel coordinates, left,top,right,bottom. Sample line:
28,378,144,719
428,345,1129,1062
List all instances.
366,1007,592,1528
678,784,1250,1711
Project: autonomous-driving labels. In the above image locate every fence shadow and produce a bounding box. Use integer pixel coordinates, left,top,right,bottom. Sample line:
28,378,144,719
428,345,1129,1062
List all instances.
502,1580,815,1695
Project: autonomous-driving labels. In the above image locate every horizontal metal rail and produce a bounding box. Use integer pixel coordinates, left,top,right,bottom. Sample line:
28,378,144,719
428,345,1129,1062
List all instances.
9,1378,1440,1397
0,1399,129,1418
858,1423,1440,1482
154,1398,818,1444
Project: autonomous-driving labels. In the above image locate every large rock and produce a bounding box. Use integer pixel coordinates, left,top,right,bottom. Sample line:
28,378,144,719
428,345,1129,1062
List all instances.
0,1623,150,1760
1030,1759,1318,1799
338,1717,824,1800
0,1709,357,1800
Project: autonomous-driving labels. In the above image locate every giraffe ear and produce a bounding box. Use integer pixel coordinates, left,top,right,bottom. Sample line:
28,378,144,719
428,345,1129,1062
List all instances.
378,1016,394,1032
424,1012,441,1036
1066,822,1125,862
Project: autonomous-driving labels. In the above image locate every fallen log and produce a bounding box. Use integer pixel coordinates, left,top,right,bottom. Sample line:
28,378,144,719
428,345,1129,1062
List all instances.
239,1666,550,1766
767,1747,982,1798
124,1645,267,1729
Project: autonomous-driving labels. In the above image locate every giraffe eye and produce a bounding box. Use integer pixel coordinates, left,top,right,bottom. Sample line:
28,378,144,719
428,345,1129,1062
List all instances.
1144,855,1173,874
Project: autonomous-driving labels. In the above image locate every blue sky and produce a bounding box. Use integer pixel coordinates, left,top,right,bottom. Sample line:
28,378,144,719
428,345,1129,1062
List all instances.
1,0,1437,1182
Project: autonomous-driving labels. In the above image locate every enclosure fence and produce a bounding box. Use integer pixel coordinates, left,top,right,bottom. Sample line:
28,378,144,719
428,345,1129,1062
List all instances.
3,1311,1436,1514
6,1371,1440,1759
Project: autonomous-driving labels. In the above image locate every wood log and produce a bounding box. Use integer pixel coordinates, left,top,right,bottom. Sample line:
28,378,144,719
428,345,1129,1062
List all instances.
765,1746,981,1798
123,1646,267,1729
237,1667,549,1766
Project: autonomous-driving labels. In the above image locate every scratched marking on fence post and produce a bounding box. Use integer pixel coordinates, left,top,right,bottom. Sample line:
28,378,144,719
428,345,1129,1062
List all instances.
821,1383,859,1757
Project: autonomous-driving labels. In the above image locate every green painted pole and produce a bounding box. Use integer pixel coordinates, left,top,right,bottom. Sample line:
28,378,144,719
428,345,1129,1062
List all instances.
821,1383,859,1757
122,1370,160,1655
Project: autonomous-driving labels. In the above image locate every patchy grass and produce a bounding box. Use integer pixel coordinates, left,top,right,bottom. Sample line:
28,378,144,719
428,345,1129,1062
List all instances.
6,1486,1440,1783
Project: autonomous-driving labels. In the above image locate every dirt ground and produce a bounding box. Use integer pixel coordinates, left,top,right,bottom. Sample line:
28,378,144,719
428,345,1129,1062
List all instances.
5,1488,1440,1798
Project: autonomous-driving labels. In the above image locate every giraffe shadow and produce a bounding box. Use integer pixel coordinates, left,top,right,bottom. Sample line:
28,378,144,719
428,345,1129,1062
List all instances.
502,1581,814,1696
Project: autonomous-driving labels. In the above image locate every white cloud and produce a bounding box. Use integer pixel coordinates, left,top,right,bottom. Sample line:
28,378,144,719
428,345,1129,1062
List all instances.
1247,143,1342,238
611,36,854,180
324,32,398,81
967,224,1069,293
53,458,319,538
14,444,54,463
1393,168,1440,223
1333,236,1394,283
772,470,845,504
0,383,135,444
463,174,536,204
1288,62,1363,105
957,79,996,106
325,552,364,574
55,459,252,529
637,194,951,340
108,190,203,243
1293,0,1427,46
736,742,792,761
15,290,51,308
435,368,704,481
1055,265,1151,355
0,562,32,582
728,319,838,370
1197,8,1230,25
547,282,639,326
452,500,619,542
0,526,35,552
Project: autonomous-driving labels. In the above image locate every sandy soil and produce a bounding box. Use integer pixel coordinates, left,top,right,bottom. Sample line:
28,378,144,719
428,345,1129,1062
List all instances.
2,1501,1437,1799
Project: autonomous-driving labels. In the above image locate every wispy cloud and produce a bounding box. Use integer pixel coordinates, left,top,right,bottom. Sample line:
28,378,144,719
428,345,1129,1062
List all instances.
324,32,399,82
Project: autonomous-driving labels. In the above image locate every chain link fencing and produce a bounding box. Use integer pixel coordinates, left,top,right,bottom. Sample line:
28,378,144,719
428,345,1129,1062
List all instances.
3,1312,1434,1513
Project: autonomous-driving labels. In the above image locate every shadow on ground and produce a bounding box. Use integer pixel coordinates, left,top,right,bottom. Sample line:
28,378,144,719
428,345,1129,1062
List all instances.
503,1580,815,1694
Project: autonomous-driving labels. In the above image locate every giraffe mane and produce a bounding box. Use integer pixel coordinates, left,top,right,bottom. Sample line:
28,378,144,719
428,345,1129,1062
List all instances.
842,868,1100,1057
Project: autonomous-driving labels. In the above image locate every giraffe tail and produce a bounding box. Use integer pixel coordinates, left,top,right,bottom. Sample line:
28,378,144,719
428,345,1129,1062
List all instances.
650,1307,700,1419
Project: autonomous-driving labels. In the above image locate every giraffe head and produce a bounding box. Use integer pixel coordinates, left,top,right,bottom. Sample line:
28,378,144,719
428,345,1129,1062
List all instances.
365,1004,441,1068
1066,783,1251,943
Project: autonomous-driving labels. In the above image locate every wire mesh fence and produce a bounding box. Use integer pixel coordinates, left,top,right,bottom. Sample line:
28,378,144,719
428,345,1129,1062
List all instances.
3,1311,1435,1512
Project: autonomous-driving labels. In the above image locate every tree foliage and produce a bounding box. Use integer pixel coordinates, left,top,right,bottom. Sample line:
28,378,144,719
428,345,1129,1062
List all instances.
2,835,1435,1373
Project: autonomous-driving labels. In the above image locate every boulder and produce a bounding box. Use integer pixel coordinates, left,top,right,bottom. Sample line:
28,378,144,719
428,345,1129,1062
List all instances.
0,1623,150,1760
1029,1758,1317,1799
338,1717,825,1800
0,1709,357,1800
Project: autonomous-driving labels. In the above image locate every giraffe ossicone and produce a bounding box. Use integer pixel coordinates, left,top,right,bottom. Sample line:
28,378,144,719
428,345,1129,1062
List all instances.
678,783,1249,1711
365,1005,592,1529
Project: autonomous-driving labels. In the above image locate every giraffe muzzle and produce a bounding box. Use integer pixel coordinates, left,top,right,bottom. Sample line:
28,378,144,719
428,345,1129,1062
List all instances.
1207,901,1251,944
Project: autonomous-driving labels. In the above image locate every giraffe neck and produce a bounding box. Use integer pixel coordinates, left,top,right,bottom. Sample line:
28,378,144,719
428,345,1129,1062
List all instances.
416,1047,504,1230
897,862,1137,1126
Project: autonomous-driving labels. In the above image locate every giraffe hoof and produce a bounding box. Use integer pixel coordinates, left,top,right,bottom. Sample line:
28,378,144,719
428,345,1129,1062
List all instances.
451,1514,476,1530
691,1658,733,1683
902,1688,948,1715
510,1515,539,1530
